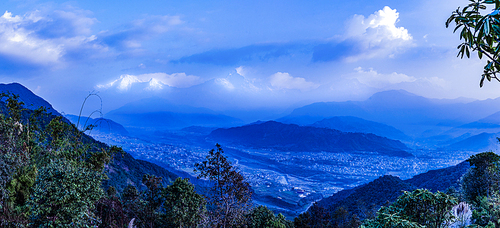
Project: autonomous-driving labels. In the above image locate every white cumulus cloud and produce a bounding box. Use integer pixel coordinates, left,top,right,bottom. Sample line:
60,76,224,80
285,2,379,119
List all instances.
344,6,413,61
269,72,319,91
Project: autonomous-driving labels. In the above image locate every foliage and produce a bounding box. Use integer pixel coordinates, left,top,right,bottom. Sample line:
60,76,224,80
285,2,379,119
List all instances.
139,174,164,227
0,94,43,227
0,93,118,227
161,177,207,228
362,189,457,228
446,0,500,87
469,194,500,227
28,159,104,227
95,186,127,228
460,152,500,205
247,205,293,228
121,184,142,221
194,143,253,228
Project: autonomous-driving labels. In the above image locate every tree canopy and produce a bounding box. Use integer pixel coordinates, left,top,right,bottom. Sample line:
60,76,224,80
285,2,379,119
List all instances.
447,0,500,87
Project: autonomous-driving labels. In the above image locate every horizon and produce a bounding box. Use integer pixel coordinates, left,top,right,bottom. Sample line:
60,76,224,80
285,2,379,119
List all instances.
1,0,499,119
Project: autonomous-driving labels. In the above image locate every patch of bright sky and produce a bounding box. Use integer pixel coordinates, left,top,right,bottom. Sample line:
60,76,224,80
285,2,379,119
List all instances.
0,0,496,117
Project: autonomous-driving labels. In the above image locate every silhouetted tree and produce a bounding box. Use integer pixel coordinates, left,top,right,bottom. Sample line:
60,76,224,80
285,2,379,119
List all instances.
194,143,252,228
161,177,206,227
461,152,500,205
96,186,126,228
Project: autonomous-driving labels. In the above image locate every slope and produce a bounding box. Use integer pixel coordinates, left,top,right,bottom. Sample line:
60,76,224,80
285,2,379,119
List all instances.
314,161,470,220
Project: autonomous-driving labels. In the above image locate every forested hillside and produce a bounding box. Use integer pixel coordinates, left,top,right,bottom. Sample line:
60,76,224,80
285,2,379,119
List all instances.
0,90,294,227
209,121,412,157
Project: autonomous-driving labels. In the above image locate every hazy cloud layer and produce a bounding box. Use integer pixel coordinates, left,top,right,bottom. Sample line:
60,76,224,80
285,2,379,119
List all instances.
100,15,184,50
97,73,203,91
172,43,300,66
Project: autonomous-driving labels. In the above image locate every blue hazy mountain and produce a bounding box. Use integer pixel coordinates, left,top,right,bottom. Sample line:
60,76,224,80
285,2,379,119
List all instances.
208,121,412,157
460,111,500,129
445,132,498,151
0,82,61,116
428,111,500,150
278,90,500,138
310,116,410,141
106,97,245,129
65,114,129,135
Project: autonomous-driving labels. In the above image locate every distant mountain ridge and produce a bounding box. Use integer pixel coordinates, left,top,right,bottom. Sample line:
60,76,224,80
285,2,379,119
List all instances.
278,90,500,138
106,97,245,129
311,116,410,141
208,121,412,157
65,114,129,135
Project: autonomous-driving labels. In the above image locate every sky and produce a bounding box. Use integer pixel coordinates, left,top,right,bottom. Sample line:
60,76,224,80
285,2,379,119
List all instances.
0,0,496,118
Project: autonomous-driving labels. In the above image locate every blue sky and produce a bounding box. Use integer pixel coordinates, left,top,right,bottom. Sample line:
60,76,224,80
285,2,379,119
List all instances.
0,0,495,117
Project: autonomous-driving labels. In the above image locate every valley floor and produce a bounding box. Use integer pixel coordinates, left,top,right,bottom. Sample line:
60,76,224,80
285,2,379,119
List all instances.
91,130,479,217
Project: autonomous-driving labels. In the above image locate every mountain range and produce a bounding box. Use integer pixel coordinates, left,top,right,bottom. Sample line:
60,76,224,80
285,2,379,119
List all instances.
105,97,245,130
0,82,488,219
278,90,500,138
208,121,412,157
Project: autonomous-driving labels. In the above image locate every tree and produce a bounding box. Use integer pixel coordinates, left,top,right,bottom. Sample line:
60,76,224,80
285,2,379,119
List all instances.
95,186,127,228
29,159,104,227
247,205,292,228
362,189,457,228
194,143,252,228
460,152,500,205
121,184,142,224
161,177,206,228
446,0,500,87
0,95,32,227
139,174,164,228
